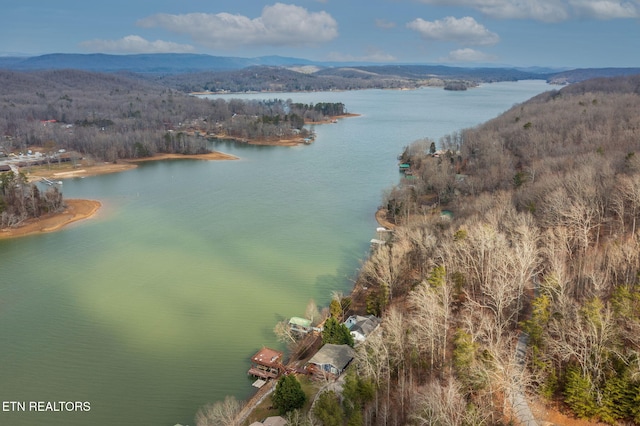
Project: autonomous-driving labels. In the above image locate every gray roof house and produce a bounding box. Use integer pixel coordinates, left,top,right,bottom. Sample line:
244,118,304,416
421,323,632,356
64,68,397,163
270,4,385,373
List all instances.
249,416,287,426
344,315,381,343
307,344,356,377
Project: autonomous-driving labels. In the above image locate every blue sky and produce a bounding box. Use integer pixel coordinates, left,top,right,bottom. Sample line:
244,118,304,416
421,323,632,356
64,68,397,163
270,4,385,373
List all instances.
1,0,639,68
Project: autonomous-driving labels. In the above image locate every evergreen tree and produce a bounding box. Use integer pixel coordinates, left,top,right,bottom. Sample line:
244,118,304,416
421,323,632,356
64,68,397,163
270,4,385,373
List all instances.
342,370,374,422
322,317,355,347
312,391,344,426
564,366,597,419
272,375,306,415
329,299,343,319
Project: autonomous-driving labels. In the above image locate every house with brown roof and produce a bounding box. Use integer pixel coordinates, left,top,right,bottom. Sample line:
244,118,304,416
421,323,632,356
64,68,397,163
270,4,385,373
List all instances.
247,347,285,380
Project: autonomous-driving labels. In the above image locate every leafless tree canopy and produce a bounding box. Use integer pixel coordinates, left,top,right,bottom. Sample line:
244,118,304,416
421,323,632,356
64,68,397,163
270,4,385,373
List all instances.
353,75,640,425
0,70,348,162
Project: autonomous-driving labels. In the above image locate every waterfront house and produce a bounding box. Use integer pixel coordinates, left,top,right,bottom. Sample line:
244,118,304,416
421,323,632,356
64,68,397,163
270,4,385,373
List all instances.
247,347,285,380
307,344,356,377
288,316,313,334
344,315,381,343
249,416,287,426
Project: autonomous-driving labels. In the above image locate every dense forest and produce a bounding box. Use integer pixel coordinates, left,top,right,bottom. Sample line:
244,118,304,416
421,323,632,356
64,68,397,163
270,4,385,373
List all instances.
144,65,547,93
7,53,640,91
336,74,640,425
0,170,63,228
0,69,346,228
0,69,351,161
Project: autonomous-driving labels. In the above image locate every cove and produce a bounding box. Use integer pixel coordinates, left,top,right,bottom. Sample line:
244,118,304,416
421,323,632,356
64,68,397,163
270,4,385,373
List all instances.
0,81,551,426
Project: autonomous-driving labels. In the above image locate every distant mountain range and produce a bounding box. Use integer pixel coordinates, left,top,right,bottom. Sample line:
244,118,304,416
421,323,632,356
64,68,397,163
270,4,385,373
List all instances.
0,53,317,73
1,53,639,87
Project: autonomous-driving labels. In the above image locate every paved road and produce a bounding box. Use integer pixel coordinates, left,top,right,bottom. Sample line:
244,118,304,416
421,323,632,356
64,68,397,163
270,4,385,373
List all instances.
510,332,539,426
510,275,541,426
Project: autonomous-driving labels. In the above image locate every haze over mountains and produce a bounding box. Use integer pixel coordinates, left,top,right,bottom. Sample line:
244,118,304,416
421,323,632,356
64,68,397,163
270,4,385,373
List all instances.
0,53,315,73
1,53,639,87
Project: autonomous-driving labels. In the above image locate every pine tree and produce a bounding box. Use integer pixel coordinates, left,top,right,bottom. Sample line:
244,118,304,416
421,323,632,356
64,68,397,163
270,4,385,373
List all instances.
564,366,598,419
272,375,306,415
312,391,344,426
322,317,354,347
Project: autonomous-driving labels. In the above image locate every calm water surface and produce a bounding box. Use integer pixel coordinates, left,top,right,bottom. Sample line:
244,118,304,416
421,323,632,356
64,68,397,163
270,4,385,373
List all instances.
0,81,551,425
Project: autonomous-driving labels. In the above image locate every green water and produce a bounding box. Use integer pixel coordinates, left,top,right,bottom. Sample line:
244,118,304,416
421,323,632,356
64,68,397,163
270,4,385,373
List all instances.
0,82,551,425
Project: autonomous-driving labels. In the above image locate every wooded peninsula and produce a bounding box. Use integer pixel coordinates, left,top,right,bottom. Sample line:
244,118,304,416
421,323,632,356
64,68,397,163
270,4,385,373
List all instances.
0,69,350,231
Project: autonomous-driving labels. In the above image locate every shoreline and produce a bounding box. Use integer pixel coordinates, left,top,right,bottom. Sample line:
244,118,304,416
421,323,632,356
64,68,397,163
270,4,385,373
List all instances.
208,113,361,146
1,111,359,238
0,199,101,240
374,208,396,230
4,151,238,239
25,151,238,183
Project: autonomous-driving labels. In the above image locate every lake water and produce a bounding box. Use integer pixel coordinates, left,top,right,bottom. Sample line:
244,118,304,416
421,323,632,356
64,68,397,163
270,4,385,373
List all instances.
0,81,551,426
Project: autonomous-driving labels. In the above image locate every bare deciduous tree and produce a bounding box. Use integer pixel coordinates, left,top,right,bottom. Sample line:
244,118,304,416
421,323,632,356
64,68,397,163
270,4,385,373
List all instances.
194,396,242,426
410,378,489,426
359,238,411,304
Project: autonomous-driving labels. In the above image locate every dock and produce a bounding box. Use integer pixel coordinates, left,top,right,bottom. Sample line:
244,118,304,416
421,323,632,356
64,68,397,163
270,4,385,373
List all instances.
40,177,63,186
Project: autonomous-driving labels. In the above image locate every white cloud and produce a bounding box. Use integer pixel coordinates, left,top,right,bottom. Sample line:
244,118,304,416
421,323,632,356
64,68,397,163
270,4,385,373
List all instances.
569,0,639,19
413,0,569,22
80,35,195,53
442,47,497,62
413,0,639,21
137,3,338,49
407,16,499,45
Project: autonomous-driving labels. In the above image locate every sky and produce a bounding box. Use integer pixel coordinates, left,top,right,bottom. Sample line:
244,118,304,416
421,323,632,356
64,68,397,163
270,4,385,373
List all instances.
1,0,639,68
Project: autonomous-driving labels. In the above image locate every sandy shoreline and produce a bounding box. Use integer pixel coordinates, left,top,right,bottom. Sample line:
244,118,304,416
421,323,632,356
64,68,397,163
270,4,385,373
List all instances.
4,151,238,239
209,113,361,146
0,199,101,240
2,112,358,239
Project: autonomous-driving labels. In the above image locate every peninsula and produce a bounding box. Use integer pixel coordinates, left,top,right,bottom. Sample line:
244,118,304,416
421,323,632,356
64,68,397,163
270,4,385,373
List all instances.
0,151,237,239
0,111,355,239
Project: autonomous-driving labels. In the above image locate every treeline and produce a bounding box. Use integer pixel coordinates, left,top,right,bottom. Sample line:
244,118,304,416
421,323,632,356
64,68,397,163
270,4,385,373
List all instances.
337,75,640,425
291,102,347,122
0,70,345,162
147,65,547,94
150,66,421,93
0,171,63,228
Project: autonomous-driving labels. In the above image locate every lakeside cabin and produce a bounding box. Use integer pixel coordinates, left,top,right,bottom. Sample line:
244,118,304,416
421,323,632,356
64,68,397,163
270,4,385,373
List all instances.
247,347,285,382
306,344,356,378
288,316,323,335
249,416,287,426
288,316,313,334
343,315,381,344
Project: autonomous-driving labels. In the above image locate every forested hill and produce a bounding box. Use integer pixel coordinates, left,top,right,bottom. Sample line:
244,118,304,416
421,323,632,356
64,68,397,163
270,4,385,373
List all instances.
3,52,639,93
0,53,314,73
0,68,164,94
0,68,349,228
150,64,546,93
0,69,346,162
548,67,640,84
342,74,640,425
